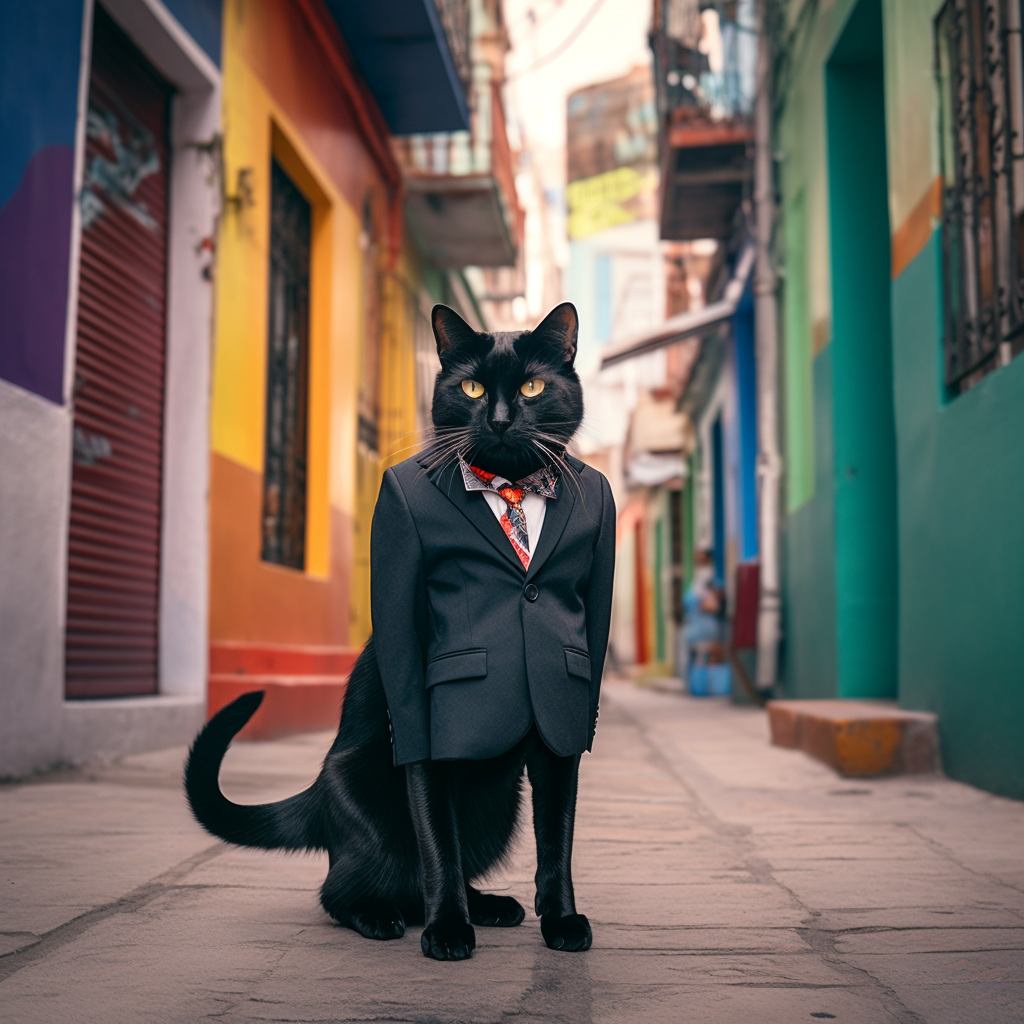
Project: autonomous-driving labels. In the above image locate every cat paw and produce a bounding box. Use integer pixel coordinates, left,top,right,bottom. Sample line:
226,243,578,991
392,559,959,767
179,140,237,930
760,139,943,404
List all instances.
468,892,526,927
540,913,592,952
348,903,406,941
420,921,476,961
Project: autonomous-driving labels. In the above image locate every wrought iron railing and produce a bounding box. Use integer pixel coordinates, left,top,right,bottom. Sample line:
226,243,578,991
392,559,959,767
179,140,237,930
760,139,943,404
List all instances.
651,0,757,129
936,0,1024,391
433,0,471,96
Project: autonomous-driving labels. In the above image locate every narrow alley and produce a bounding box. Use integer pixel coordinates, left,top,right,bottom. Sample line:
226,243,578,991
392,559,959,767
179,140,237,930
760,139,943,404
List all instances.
3,684,1022,1024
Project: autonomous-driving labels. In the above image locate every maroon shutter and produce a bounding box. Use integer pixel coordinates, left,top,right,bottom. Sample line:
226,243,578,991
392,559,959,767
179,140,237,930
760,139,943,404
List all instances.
65,7,173,698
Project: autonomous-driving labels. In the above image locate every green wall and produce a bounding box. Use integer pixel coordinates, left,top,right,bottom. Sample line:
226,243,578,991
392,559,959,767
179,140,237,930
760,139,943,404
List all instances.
893,234,1024,799
784,190,814,513
782,347,838,699
776,0,1024,797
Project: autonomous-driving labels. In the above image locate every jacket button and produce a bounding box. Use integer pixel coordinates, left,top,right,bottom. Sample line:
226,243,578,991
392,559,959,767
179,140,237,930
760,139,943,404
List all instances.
524,583,539,602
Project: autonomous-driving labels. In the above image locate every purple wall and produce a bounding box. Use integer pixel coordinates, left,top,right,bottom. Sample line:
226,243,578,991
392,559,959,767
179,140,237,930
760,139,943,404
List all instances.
0,147,75,404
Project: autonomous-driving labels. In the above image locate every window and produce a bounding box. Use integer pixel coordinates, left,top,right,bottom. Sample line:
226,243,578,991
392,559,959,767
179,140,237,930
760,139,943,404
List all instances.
358,196,382,458
261,158,311,569
936,0,1024,394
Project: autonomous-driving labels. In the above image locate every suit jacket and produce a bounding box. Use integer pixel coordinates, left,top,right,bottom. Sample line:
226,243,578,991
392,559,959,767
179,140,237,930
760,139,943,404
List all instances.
370,453,616,765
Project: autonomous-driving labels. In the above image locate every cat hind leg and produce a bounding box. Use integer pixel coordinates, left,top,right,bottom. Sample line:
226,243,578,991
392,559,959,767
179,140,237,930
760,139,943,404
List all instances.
466,885,525,927
319,855,408,941
345,901,406,941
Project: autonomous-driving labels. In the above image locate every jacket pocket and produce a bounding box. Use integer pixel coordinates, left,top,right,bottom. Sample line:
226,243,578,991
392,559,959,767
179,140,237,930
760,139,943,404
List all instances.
426,648,487,688
564,647,591,681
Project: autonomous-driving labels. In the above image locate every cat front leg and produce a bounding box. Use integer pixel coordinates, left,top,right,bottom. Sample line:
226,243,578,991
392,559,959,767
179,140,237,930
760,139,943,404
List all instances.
526,741,592,952
406,761,476,960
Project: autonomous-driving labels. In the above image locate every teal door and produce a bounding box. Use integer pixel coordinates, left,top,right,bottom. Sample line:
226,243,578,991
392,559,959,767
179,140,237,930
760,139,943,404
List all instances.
825,0,899,699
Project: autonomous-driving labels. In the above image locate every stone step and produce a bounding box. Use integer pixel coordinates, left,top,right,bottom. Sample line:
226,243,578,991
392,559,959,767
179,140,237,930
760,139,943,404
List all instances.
206,642,360,741
766,699,940,777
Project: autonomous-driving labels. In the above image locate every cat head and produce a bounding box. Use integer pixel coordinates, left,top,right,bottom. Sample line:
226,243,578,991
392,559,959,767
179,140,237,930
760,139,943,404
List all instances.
428,303,584,480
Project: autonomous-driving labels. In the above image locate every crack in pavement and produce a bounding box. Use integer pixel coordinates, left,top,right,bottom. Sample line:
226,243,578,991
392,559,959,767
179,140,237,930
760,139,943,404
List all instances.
0,842,225,982
902,821,1024,903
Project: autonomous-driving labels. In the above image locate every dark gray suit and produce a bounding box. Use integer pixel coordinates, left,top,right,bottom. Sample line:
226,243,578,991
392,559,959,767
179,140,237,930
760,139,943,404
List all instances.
370,453,616,765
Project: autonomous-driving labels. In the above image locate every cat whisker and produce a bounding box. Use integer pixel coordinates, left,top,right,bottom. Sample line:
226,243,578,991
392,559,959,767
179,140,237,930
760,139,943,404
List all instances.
422,436,474,474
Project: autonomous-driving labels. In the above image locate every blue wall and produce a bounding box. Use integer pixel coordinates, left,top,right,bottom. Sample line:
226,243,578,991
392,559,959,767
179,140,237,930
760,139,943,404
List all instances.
165,0,222,67
733,292,758,561
0,1,85,404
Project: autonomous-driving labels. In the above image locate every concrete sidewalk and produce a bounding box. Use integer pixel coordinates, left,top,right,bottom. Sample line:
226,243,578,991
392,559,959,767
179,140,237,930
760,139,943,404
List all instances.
2,681,1023,1024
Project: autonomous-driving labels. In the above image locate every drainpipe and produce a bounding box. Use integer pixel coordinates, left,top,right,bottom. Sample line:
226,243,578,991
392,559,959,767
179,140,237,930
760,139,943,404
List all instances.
753,0,782,692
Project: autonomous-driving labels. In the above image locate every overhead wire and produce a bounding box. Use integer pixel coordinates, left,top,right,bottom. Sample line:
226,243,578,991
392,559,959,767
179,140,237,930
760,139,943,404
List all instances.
506,0,609,81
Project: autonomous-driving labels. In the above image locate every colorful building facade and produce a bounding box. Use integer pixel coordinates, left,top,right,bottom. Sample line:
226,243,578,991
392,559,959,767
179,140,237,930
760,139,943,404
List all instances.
0,0,223,773
207,0,482,732
0,0,490,767
777,0,1024,797
207,0,520,734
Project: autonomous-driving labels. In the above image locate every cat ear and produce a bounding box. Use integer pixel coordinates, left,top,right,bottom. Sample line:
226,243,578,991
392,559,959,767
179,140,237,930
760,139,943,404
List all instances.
533,302,579,365
431,304,476,361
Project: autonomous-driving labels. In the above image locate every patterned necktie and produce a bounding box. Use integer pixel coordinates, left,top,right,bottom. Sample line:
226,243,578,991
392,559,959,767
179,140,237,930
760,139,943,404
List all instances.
464,463,558,568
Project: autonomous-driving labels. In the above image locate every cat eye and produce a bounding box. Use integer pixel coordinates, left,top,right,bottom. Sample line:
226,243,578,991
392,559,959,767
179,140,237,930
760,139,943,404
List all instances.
520,379,545,397
461,379,485,399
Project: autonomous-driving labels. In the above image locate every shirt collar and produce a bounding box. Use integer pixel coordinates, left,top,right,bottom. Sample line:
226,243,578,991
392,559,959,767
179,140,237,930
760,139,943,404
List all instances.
459,457,559,499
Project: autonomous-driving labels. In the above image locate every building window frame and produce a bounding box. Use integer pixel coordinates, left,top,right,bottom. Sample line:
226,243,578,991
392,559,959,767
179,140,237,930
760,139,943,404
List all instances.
935,0,1024,394
261,156,312,570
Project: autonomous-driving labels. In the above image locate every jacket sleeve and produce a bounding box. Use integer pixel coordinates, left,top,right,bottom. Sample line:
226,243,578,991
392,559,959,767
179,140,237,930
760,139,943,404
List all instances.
370,468,431,766
584,473,616,751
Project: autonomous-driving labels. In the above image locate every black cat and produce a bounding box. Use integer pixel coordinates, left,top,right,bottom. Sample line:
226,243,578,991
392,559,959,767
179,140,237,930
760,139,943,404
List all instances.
185,303,613,961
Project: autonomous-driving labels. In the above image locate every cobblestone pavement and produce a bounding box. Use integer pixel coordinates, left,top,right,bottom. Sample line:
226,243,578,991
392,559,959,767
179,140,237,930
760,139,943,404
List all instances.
2,681,1023,1023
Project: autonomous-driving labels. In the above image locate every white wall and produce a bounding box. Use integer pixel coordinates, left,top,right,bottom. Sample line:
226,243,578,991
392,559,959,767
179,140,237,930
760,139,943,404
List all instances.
0,383,74,775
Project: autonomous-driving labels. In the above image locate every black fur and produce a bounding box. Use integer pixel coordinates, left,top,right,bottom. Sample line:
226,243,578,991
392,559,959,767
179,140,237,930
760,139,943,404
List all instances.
427,302,584,482
184,304,592,960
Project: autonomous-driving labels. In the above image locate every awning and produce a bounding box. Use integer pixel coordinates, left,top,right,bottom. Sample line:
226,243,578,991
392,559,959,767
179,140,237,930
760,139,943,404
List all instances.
325,0,470,134
628,392,695,454
600,244,755,368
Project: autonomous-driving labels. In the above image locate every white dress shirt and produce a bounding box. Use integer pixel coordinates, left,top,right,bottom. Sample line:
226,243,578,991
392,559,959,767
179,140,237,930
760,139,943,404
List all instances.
480,490,548,556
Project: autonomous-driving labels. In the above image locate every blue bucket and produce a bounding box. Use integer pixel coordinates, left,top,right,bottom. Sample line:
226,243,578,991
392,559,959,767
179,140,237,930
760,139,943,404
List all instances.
689,663,732,697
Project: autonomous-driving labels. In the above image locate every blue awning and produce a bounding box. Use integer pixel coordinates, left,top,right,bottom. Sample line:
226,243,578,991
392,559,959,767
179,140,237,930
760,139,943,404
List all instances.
325,0,470,135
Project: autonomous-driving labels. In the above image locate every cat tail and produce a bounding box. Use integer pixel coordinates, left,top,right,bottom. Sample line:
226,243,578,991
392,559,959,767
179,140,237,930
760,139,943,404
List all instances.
184,691,327,852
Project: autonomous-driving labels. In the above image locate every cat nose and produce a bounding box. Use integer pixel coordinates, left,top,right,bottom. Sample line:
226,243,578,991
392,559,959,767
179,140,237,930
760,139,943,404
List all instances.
490,397,511,435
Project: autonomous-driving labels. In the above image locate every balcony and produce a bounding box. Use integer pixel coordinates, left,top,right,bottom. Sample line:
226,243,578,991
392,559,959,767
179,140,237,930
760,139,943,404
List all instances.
650,0,756,240
324,0,471,133
395,77,521,268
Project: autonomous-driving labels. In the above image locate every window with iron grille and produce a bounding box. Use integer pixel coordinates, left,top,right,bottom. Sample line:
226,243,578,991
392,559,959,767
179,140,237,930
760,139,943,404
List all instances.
936,0,1024,395
261,159,311,569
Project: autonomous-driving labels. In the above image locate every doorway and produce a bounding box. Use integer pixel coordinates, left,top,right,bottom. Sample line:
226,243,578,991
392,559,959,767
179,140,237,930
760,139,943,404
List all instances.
825,0,899,699
65,7,173,698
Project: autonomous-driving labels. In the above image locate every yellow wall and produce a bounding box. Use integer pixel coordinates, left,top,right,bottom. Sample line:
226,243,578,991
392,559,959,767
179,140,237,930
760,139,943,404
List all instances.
209,0,406,648
349,250,426,644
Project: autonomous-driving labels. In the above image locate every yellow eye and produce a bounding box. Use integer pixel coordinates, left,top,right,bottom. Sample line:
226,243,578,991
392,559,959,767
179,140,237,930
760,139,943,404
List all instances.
461,379,485,399
520,378,545,397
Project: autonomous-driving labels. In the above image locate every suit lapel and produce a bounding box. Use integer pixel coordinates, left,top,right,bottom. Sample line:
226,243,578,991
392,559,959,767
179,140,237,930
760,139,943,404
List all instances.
420,456,526,574
524,458,580,582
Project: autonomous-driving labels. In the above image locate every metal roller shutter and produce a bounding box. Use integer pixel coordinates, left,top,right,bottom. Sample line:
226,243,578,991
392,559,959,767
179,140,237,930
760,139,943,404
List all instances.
66,7,173,698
